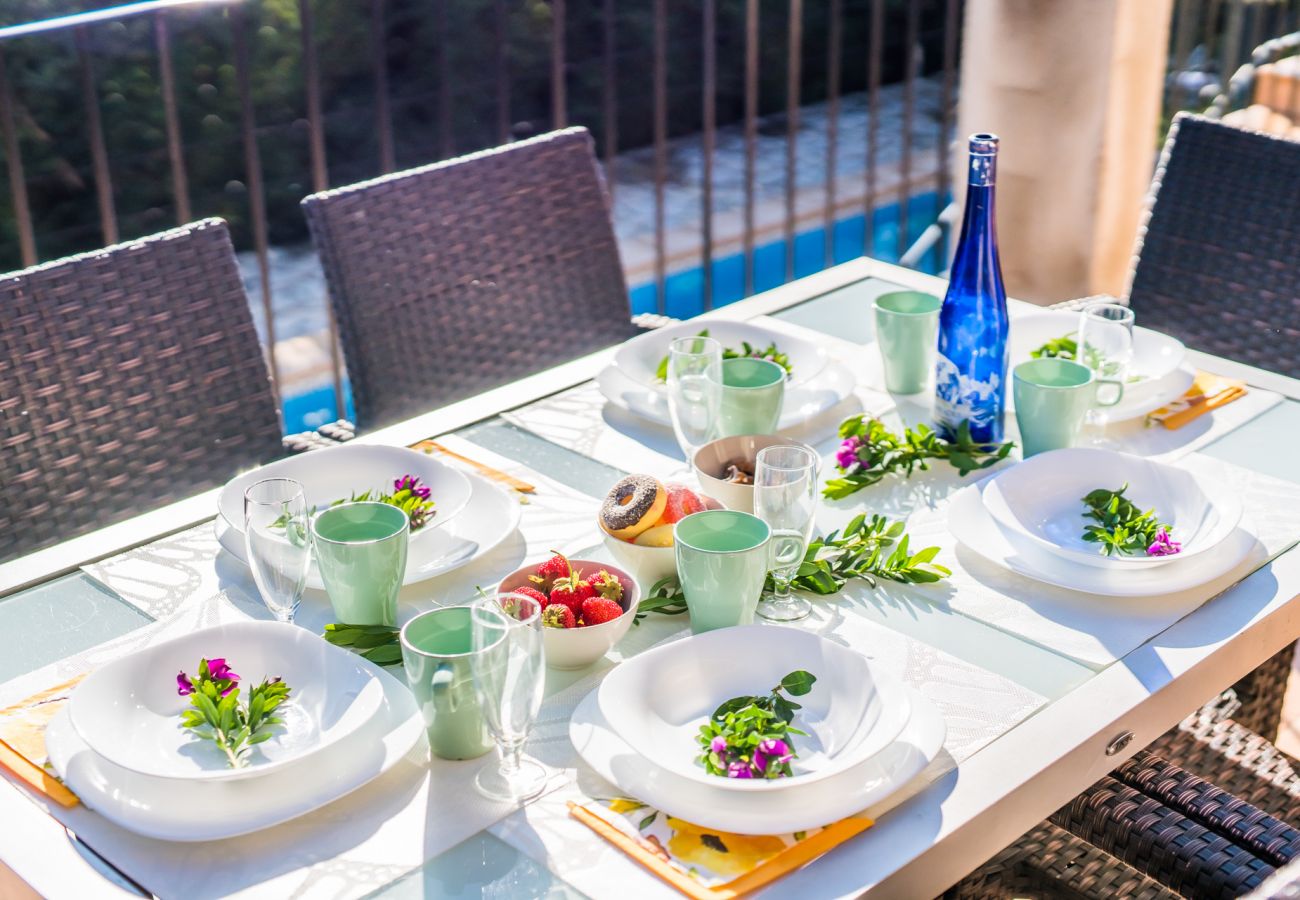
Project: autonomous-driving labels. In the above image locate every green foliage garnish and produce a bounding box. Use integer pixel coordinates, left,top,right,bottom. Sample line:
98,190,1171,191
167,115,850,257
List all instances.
273,475,437,532
176,658,291,769
824,415,1015,501
1030,333,1078,360
635,514,949,624
321,623,403,666
654,329,793,382
695,671,816,779
1080,484,1177,557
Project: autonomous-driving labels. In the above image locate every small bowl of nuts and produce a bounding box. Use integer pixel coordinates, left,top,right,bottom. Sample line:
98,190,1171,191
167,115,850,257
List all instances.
692,434,795,513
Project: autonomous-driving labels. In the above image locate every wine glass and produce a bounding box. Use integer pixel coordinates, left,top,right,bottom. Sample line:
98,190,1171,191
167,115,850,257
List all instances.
1078,302,1135,440
470,591,547,802
666,335,723,464
243,478,311,624
753,444,820,623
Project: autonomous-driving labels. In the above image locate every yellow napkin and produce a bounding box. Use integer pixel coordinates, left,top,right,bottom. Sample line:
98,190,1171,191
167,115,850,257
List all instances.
0,675,83,807
1146,371,1247,430
568,799,871,899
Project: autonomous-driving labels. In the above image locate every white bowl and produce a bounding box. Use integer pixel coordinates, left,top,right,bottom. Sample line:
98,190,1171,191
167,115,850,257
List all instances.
1009,310,1186,386
692,434,792,514
598,625,911,791
218,444,473,552
499,560,641,670
613,319,829,392
600,533,678,590
982,448,1243,569
67,621,385,782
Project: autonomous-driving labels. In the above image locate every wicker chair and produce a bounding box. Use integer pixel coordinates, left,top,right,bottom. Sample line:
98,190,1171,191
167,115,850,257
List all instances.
1126,113,1300,378
0,219,283,563
302,127,644,429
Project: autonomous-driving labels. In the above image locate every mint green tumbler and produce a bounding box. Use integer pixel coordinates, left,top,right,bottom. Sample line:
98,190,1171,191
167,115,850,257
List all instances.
312,502,409,626
674,510,772,633
718,357,786,437
1013,358,1123,457
400,607,495,760
873,291,941,394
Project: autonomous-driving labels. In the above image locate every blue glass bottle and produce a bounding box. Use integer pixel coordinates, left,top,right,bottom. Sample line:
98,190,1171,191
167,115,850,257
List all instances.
934,133,1009,445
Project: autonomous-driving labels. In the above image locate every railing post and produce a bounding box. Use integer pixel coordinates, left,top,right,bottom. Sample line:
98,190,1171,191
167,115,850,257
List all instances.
154,14,191,226
75,26,118,247
0,47,36,267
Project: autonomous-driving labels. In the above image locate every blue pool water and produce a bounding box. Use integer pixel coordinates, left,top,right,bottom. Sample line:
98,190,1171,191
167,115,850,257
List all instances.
283,191,948,433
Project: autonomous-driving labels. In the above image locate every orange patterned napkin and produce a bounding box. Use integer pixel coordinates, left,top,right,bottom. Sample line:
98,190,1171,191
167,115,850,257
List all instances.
568,799,871,899
0,675,83,807
1145,371,1247,430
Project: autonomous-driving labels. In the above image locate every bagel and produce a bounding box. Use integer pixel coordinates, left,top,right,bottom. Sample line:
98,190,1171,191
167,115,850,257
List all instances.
600,475,668,541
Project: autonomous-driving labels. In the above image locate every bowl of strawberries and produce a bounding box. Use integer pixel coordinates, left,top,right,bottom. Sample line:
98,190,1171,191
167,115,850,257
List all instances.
498,554,641,670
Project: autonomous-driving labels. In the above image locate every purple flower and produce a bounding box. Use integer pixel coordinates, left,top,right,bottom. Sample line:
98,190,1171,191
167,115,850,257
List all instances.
758,738,791,761
207,658,240,684
835,436,862,471
1146,528,1182,557
395,475,432,500
710,736,728,755
176,671,194,696
726,761,754,779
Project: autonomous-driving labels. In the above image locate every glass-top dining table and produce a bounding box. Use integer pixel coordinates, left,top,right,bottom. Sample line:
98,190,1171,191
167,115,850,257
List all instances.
1,257,1298,899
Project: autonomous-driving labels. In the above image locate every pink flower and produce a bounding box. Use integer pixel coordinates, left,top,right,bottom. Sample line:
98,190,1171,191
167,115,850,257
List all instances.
176,671,194,696
835,436,862,470
726,761,754,779
753,738,793,775
1146,528,1182,557
710,736,728,755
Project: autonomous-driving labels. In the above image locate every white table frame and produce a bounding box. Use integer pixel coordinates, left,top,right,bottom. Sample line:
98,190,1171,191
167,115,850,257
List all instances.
2,256,1298,899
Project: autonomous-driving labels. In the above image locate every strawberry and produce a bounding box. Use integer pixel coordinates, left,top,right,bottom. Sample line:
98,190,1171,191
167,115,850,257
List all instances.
580,596,624,627
511,585,549,609
658,483,706,525
587,569,625,603
549,565,595,618
541,604,576,629
528,551,571,592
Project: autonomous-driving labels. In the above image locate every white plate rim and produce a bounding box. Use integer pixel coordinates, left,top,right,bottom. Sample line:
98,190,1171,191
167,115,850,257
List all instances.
1009,310,1187,385
570,683,944,835
217,471,522,589
948,482,1257,597
46,654,423,842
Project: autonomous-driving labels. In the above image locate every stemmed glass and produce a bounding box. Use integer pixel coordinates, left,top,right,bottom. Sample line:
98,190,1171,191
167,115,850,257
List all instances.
666,335,723,464
753,444,820,623
1078,302,1135,440
243,478,311,624
470,591,547,802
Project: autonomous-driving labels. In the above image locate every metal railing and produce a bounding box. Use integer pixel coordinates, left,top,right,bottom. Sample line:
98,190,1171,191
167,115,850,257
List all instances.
0,0,962,422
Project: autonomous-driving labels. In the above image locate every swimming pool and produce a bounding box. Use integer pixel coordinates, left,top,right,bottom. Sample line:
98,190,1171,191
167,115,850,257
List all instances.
283,190,949,433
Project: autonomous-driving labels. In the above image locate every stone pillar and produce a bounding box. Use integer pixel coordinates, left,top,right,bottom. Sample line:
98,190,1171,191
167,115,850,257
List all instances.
955,0,1174,304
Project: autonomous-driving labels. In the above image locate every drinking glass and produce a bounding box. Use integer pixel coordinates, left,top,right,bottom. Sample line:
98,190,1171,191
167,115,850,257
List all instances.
470,592,547,802
243,478,311,624
1077,302,1135,438
666,335,723,461
753,445,820,623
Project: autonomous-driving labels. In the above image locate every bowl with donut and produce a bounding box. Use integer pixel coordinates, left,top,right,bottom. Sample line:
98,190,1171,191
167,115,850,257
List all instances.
498,556,640,670
691,434,793,514
598,475,720,587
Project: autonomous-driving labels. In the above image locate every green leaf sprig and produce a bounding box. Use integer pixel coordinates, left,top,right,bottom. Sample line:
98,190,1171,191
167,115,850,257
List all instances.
1030,333,1078,360
695,671,817,779
322,623,402,666
654,329,792,382
176,658,291,769
273,475,437,532
1080,484,1177,557
823,415,1014,501
635,514,949,623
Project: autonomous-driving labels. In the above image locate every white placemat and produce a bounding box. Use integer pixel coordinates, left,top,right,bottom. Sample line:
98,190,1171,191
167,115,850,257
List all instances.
815,451,1300,669
488,611,1047,899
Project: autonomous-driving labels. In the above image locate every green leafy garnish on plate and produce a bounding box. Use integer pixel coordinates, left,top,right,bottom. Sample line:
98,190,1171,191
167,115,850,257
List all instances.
695,671,816,779
654,329,792,382
176,657,291,769
1080,484,1181,557
1030,333,1078,360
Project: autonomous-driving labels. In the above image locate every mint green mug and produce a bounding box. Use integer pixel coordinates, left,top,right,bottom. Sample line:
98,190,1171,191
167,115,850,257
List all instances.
312,502,409,626
718,357,786,437
400,607,495,760
674,510,772,633
873,291,941,394
1013,358,1123,457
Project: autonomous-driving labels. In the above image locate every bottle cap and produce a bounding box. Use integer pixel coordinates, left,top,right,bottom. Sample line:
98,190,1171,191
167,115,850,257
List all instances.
969,133,999,154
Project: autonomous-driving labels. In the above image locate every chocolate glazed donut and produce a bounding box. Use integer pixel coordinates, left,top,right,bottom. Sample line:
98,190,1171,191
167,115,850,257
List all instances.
600,475,667,540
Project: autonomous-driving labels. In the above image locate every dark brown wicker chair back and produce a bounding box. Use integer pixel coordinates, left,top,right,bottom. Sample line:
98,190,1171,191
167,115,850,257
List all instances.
0,218,283,562
301,126,638,427
1127,114,1300,377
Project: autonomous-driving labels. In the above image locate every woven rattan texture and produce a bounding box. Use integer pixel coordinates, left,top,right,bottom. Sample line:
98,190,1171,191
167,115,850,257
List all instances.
0,219,283,562
1127,115,1300,377
303,127,639,428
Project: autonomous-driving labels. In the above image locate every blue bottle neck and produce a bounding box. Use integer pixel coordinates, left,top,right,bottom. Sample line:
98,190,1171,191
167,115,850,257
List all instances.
949,180,1004,297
